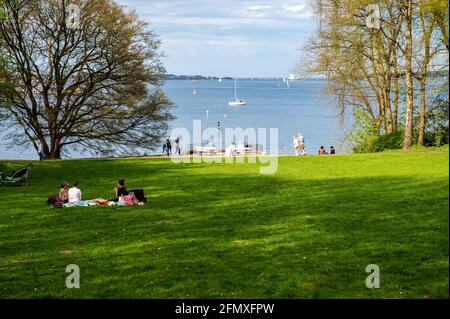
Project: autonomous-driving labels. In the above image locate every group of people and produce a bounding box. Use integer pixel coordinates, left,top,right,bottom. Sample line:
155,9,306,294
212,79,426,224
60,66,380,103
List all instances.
293,134,336,156
51,179,146,208
225,142,251,157
162,137,181,156
318,146,336,155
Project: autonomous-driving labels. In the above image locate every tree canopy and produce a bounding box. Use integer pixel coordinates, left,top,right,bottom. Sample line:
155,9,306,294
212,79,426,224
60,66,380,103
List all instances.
0,0,173,159
301,0,449,150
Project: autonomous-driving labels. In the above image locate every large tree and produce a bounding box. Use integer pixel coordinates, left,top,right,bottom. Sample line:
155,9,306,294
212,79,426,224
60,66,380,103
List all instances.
0,0,173,159
303,0,448,151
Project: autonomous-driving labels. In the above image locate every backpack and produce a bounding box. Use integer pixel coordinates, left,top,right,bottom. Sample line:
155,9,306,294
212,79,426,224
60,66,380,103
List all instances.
129,189,147,203
47,195,63,209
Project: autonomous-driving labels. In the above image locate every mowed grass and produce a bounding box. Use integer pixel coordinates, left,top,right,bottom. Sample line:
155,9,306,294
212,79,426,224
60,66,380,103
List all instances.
0,152,448,299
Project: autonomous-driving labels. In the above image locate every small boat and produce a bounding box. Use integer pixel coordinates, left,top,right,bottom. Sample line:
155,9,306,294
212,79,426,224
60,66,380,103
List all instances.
193,89,197,95
229,99,247,106
228,78,247,106
218,78,222,82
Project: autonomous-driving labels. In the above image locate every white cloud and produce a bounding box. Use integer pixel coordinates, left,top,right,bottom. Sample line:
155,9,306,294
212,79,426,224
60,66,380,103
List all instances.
283,4,306,13
246,5,272,11
114,0,317,76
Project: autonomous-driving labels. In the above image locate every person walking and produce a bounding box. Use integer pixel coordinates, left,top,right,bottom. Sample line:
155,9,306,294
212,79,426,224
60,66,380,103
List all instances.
37,140,44,161
166,138,172,156
162,140,167,155
174,137,181,155
298,133,306,156
293,136,300,156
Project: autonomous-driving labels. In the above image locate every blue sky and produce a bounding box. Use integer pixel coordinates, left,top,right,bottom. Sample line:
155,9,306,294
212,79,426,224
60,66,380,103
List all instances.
116,0,317,77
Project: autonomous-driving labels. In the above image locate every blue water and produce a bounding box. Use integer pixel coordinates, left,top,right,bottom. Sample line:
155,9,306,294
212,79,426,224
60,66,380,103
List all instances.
166,79,344,155
0,79,346,159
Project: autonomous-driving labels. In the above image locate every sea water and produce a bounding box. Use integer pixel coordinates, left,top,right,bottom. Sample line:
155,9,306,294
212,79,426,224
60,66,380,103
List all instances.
0,79,347,159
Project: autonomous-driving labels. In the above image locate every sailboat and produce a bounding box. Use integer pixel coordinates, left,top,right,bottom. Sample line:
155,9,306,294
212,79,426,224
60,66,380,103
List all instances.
218,77,222,82
228,78,247,106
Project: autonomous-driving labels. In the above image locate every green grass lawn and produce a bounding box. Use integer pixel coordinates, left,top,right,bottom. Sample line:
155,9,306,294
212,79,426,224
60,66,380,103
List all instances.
0,152,448,299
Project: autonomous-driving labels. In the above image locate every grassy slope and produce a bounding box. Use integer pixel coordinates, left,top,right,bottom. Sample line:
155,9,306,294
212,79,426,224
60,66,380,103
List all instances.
0,152,448,299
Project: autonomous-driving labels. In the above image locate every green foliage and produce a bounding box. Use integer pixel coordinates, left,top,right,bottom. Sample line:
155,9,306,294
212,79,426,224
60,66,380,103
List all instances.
349,105,379,153
354,131,404,153
0,153,448,298
370,131,404,152
348,106,379,149
0,0,173,158
424,78,449,147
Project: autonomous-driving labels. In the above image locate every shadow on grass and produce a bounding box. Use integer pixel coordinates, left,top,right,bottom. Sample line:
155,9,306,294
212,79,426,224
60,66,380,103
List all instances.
0,158,448,299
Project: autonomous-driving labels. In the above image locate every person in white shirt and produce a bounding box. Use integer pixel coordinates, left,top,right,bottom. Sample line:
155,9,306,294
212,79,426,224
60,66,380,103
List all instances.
225,142,237,157
68,181,82,203
293,136,300,156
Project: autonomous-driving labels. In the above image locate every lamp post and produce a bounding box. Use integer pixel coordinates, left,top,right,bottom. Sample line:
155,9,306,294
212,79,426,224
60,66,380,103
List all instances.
217,121,221,144
206,110,209,145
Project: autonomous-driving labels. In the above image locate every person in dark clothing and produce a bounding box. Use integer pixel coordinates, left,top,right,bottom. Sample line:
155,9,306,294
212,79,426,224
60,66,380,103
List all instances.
37,140,44,161
166,138,172,156
115,179,129,197
162,141,167,154
330,146,336,155
110,179,129,202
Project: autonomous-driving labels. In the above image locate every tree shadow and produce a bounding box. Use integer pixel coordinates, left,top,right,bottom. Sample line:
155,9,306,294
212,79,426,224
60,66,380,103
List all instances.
0,159,448,298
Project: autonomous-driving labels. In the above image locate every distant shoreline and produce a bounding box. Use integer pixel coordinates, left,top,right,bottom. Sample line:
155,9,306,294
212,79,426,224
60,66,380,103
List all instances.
165,74,322,81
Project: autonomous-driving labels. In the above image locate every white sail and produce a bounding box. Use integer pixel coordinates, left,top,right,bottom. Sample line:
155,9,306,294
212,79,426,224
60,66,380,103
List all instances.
229,78,246,106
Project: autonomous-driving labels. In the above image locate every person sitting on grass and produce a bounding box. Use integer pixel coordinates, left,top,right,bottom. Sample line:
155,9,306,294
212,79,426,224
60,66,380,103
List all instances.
318,146,327,155
68,181,83,204
115,179,129,197
59,181,69,203
111,179,129,202
330,146,336,155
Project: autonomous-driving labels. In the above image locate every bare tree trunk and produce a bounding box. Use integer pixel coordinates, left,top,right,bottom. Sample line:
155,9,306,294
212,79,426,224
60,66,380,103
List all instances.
50,145,61,159
375,32,394,133
393,58,400,131
403,0,415,150
418,77,427,145
417,4,435,146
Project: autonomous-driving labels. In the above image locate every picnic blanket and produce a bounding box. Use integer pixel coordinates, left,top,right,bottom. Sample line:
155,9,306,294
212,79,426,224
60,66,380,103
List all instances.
63,199,117,208
48,190,147,209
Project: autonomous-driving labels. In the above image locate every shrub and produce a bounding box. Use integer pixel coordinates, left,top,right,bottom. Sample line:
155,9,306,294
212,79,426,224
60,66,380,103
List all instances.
368,131,404,152
353,131,404,153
